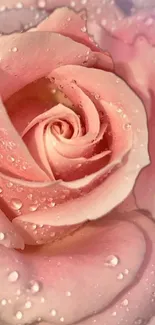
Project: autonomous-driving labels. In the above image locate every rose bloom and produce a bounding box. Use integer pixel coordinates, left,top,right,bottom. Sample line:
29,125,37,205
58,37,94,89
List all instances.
0,0,155,325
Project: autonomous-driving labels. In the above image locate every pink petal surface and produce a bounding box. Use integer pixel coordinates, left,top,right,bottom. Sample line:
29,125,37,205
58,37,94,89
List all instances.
0,208,24,249
0,98,49,181
0,62,147,243
0,31,97,100
95,11,155,218
0,210,155,325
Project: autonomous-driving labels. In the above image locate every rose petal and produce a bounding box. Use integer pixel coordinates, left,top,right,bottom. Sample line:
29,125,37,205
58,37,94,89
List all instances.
36,7,98,51
0,208,24,249
99,12,155,218
0,210,149,325
0,98,49,181
0,31,97,100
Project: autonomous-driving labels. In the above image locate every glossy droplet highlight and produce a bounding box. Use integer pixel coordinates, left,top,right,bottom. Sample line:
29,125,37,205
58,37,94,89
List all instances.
134,318,146,325
25,301,32,309
15,311,23,320
10,198,22,211
8,271,19,283
104,255,120,267
28,280,41,294
117,273,124,280
123,122,132,130
51,309,57,317
1,299,7,306
0,232,5,240
29,204,38,212
66,291,72,297
11,47,18,53
122,299,129,306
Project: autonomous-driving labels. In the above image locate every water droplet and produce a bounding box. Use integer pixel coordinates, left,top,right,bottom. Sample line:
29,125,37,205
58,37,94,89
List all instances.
70,1,75,7
122,299,129,306
81,0,87,4
0,232,5,240
7,155,15,162
0,5,6,11
104,255,120,267
11,47,18,53
25,300,32,309
124,269,129,275
28,280,41,294
16,2,23,8
32,224,37,230
134,318,145,325
117,273,124,280
8,271,19,283
7,181,13,188
123,123,132,130
41,297,45,303
15,310,23,320
27,193,33,200
1,299,7,306
112,312,117,316
60,317,65,322
38,0,46,7
47,201,56,208
66,291,72,297
29,204,38,212
81,26,86,32
10,198,22,211
51,309,57,317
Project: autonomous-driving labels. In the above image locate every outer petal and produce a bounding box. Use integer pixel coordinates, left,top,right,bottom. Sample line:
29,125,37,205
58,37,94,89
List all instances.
0,210,155,325
98,12,155,218
0,31,96,100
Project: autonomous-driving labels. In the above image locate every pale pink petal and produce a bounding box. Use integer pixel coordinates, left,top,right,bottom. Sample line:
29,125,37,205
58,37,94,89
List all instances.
0,99,49,181
10,66,148,241
0,208,24,249
36,7,98,51
0,32,97,100
99,12,155,218
0,211,149,325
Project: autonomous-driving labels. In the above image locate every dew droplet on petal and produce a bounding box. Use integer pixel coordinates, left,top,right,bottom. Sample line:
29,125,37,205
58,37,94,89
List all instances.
28,280,41,294
10,198,23,211
124,269,129,275
11,47,18,53
8,271,19,283
1,299,7,306
112,312,117,317
123,122,132,130
104,255,120,267
66,291,72,297
134,318,145,325
117,273,124,280
81,26,86,32
0,232,5,240
60,317,65,322
38,0,46,7
122,299,129,306
15,310,23,320
50,309,57,317
70,1,75,7
16,2,24,8
0,187,3,194
25,301,32,309
81,0,87,4
29,204,38,212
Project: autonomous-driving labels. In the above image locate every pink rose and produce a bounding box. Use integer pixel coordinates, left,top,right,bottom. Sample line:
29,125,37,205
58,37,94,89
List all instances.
0,1,154,325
